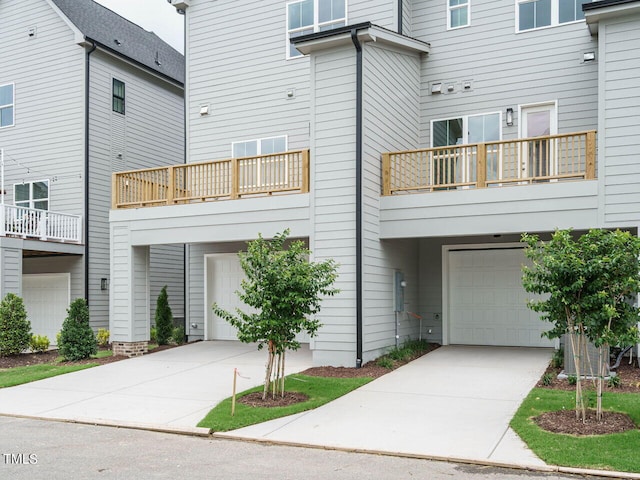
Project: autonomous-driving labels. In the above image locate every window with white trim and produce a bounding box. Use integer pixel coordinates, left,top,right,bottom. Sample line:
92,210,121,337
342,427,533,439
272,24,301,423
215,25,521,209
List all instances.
286,0,346,58
448,0,470,29
232,136,289,189
14,180,49,210
0,83,14,128
232,136,287,158
517,0,589,32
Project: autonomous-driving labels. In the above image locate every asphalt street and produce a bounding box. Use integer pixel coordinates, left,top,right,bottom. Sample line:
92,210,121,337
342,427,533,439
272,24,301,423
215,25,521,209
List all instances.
0,417,589,480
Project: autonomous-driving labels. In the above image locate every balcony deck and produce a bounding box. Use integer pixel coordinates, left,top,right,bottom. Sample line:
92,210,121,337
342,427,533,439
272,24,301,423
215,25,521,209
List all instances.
1,205,82,244
382,131,596,195
112,149,310,209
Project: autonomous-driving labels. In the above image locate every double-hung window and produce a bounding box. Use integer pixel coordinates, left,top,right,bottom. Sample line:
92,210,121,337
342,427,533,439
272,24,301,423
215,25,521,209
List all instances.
0,83,14,128
431,113,501,184
517,0,589,32
232,136,288,190
112,79,125,114
14,180,49,210
287,0,346,58
448,0,470,29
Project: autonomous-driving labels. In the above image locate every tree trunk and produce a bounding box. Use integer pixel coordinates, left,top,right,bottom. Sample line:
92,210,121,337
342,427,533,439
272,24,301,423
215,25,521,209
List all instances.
569,329,586,422
263,340,276,400
596,345,604,421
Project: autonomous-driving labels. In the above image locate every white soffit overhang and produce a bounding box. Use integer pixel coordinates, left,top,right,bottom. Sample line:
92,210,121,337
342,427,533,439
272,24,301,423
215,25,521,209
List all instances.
585,1,640,34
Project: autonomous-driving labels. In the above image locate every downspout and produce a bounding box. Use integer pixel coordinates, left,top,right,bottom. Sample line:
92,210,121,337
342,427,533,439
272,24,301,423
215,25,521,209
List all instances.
181,9,188,341
84,39,97,304
350,29,363,368
398,0,403,34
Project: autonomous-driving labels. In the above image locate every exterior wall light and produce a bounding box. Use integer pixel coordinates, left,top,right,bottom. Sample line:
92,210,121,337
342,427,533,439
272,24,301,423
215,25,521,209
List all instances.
101,278,109,291
583,52,596,62
506,108,514,127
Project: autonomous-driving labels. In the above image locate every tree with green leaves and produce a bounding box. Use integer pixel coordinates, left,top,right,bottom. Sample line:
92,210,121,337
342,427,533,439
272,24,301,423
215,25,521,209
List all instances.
0,293,31,356
522,229,640,421
213,229,339,400
58,298,97,361
155,286,174,345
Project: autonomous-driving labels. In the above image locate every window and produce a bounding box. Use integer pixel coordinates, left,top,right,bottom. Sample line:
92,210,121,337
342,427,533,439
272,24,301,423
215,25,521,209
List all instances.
0,83,14,128
287,0,346,58
112,79,125,114
448,0,470,29
14,180,49,210
232,136,287,158
517,0,589,32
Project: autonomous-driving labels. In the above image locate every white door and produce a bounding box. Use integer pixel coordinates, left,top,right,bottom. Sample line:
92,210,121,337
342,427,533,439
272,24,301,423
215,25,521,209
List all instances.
447,249,553,347
22,273,70,345
520,103,557,178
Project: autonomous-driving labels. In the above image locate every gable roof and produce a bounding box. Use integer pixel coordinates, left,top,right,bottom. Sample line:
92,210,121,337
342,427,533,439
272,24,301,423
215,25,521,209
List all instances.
51,0,184,85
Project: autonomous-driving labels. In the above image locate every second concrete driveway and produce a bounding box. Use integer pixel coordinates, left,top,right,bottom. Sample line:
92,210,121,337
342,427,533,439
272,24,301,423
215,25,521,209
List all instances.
224,345,552,467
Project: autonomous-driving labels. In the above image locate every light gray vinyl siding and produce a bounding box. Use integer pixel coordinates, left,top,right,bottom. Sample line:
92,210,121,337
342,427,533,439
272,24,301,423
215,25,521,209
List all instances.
600,14,640,225
349,0,396,28
88,50,185,328
110,225,133,340
0,245,23,297
132,246,150,341
150,245,185,326
402,0,413,36
0,0,85,215
412,0,598,145
361,43,422,360
310,45,358,366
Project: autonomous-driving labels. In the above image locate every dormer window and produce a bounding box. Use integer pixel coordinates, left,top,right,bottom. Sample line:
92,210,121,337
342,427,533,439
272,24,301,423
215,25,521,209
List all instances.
286,0,346,59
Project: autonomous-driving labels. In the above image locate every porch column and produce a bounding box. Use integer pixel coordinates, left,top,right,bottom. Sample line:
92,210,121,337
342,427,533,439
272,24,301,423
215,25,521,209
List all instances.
0,237,23,299
110,224,150,357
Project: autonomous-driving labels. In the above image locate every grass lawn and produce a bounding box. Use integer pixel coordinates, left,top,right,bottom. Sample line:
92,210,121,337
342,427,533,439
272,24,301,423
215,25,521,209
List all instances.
0,363,98,388
511,388,640,473
198,374,372,432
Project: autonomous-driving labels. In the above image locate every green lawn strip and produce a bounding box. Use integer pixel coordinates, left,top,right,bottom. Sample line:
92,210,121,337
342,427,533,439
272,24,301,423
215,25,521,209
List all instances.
0,363,98,388
198,374,372,432
511,388,640,473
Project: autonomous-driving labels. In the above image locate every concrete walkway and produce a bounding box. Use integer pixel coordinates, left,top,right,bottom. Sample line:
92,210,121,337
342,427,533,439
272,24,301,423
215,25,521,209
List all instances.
0,342,551,468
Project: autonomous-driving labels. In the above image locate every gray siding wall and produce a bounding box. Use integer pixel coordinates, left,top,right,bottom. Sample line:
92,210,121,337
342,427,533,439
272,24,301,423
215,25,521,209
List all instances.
361,43,422,361
88,51,185,328
0,246,23,297
599,14,640,225
0,0,85,214
412,0,598,145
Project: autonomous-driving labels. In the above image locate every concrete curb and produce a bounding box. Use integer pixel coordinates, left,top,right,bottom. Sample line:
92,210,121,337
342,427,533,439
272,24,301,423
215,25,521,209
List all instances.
4,413,639,479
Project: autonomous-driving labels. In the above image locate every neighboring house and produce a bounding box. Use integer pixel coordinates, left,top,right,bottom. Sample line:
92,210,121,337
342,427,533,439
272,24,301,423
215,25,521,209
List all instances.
109,0,640,366
0,0,185,346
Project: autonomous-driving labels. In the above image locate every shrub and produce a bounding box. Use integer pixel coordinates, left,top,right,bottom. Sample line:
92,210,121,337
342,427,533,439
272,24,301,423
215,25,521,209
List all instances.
56,331,62,347
58,298,97,361
29,334,50,353
388,346,412,362
541,372,554,386
607,374,621,388
154,286,173,345
551,347,564,369
376,357,394,369
0,293,32,356
96,328,110,347
172,326,185,345
567,374,577,386
150,326,157,344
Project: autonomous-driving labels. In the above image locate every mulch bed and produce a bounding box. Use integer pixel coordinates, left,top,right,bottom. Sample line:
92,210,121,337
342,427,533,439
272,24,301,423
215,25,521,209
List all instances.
537,361,640,393
535,409,637,436
238,391,309,407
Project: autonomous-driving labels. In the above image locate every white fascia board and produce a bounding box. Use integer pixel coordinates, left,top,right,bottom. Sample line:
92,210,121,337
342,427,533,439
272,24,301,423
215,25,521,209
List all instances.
44,0,85,45
295,26,430,56
585,2,640,34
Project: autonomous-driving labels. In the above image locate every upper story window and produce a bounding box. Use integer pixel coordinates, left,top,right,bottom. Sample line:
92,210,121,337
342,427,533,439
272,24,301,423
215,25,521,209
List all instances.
14,180,49,210
112,79,125,114
232,135,287,157
287,0,346,59
517,0,588,32
0,83,15,128
432,112,501,147
448,0,470,29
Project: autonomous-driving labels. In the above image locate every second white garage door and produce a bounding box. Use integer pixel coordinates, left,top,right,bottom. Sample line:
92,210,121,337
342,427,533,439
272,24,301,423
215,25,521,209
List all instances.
22,273,70,345
447,248,552,347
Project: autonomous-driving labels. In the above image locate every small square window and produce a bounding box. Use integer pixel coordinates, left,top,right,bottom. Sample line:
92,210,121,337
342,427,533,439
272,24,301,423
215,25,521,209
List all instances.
112,79,125,115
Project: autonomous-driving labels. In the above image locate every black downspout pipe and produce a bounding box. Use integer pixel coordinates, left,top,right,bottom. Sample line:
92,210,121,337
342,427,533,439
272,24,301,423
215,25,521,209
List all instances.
398,0,403,34
84,40,97,304
181,10,188,341
350,29,363,368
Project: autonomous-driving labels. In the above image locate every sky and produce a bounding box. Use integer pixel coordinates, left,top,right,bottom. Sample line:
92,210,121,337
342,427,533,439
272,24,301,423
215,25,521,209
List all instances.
94,0,184,53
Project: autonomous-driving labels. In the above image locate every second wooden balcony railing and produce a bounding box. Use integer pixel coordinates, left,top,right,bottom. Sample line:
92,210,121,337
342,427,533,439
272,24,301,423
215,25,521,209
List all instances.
382,131,596,195
112,149,310,209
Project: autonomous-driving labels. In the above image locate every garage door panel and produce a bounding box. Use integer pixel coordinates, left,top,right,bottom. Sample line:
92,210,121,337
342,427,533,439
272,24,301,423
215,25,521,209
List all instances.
448,249,552,348
23,274,70,346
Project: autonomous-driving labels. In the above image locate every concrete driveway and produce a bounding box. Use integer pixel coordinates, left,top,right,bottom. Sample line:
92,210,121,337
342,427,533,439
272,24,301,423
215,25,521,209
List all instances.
0,342,551,467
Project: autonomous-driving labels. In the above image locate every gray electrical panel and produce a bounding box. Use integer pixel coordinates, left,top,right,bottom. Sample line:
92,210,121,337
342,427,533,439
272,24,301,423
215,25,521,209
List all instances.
394,271,405,313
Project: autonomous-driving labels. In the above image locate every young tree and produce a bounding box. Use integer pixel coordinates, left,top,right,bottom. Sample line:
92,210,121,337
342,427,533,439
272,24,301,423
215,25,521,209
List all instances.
522,229,640,421
58,298,97,361
213,229,339,400
0,293,32,356
155,286,174,345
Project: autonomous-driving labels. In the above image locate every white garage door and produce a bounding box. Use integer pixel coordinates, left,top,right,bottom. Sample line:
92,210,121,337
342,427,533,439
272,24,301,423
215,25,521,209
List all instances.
23,273,70,345
447,248,552,347
206,254,309,343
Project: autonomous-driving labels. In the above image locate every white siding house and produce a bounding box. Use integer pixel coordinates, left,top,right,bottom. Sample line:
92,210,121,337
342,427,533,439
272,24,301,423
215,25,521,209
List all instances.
0,0,185,347
110,0,640,366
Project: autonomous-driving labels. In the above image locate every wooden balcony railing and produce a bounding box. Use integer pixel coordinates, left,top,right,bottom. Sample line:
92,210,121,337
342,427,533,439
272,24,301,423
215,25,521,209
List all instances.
112,149,310,209
0,205,82,243
382,131,596,195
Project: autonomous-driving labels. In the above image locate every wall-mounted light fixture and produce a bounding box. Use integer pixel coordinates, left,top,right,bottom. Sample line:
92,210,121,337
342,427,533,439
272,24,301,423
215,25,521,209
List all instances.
583,51,596,62
506,108,514,127
100,278,109,291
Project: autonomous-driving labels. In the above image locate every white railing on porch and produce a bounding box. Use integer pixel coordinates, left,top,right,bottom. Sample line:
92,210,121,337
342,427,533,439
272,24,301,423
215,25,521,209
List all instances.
0,205,82,244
